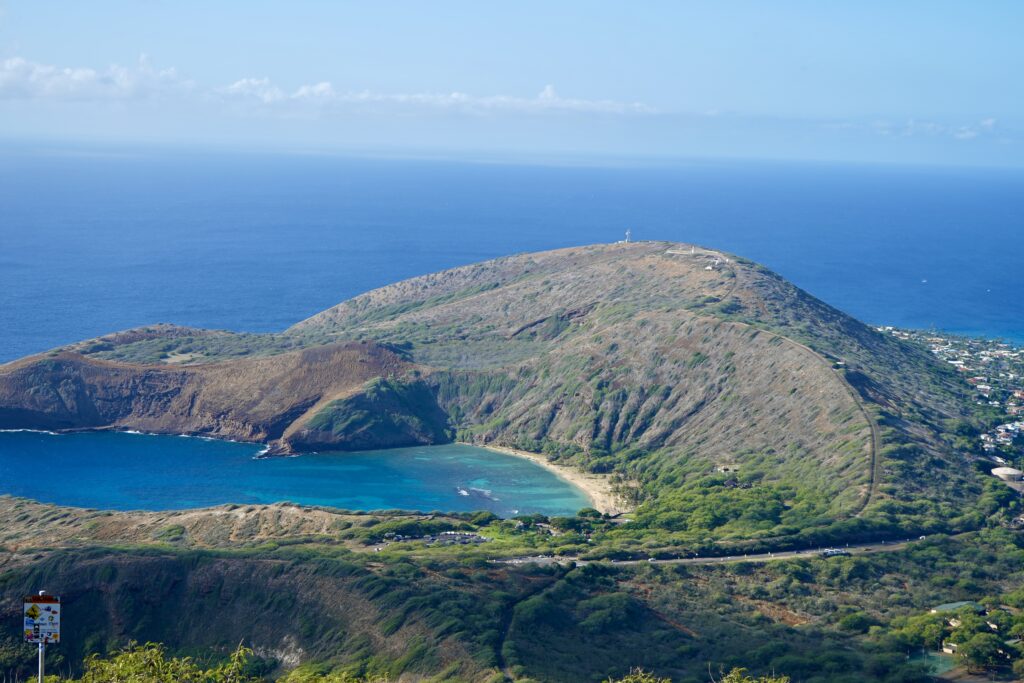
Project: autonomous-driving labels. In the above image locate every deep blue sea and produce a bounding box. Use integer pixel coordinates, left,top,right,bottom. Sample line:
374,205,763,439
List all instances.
0,432,589,516
2,147,1022,363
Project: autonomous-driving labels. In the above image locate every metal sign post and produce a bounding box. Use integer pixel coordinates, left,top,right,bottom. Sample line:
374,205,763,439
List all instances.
24,591,60,683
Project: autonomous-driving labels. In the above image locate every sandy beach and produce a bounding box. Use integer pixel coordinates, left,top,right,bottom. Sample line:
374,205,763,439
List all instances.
475,444,631,516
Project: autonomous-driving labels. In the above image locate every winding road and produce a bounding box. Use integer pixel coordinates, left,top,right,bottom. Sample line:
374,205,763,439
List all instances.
495,536,919,568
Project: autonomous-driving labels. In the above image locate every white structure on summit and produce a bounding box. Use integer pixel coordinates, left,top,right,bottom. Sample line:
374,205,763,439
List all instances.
625,229,632,243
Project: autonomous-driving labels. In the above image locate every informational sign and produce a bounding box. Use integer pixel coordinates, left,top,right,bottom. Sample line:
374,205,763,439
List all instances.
23,595,60,644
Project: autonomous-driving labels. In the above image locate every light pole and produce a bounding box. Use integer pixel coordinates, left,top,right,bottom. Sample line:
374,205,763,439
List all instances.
36,591,45,683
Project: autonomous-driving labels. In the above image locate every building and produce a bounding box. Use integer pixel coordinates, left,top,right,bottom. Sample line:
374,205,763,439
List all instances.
930,601,984,615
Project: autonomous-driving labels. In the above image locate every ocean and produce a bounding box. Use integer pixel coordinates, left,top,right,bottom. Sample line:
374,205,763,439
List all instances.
0,431,590,516
1,146,1022,363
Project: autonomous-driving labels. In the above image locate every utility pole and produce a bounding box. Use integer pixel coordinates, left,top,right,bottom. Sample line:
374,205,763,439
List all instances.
36,591,45,683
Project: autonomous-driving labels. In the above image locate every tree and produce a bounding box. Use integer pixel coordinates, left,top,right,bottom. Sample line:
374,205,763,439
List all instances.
717,668,790,683
604,670,671,683
470,510,499,526
48,643,261,683
958,632,1005,672
1013,657,1024,678
280,671,390,683
949,610,987,647
0,636,36,681
550,516,587,532
1009,618,1024,639
837,611,876,633
890,612,947,649
919,620,946,650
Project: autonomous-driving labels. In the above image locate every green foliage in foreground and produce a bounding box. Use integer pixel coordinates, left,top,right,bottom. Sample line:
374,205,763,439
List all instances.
43,643,392,683
606,669,789,683
717,672,789,683
279,671,389,683
41,644,790,683
47,643,260,683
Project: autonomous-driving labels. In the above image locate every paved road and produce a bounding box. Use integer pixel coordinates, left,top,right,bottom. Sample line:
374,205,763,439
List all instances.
495,537,918,567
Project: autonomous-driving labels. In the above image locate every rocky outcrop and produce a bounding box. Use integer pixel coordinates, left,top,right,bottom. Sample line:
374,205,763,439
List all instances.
0,342,423,450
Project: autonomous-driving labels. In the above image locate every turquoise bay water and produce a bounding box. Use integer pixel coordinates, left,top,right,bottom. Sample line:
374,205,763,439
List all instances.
0,431,590,517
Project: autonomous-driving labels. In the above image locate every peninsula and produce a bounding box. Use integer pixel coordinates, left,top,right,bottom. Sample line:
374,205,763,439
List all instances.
0,242,979,539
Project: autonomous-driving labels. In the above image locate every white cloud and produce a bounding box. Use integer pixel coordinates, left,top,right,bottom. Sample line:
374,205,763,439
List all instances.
0,55,653,116
819,117,1011,145
0,55,191,101
220,80,655,115
829,117,1002,142
223,77,285,104
292,81,335,100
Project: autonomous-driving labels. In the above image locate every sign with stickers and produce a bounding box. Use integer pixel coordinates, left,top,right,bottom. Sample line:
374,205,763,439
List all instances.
23,595,60,644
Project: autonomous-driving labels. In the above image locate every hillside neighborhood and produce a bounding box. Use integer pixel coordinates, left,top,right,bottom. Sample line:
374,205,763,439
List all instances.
882,327,1024,479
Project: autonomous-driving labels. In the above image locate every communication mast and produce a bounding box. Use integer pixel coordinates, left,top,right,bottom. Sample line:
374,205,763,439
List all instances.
625,229,632,243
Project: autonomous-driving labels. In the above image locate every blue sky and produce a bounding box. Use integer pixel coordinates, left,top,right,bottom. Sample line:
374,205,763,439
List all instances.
1,1,1021,165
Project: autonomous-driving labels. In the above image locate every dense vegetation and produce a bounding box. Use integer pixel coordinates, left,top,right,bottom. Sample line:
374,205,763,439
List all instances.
14,641,787,683
2,520,1023,682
